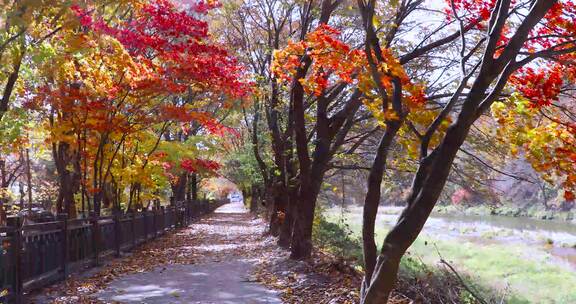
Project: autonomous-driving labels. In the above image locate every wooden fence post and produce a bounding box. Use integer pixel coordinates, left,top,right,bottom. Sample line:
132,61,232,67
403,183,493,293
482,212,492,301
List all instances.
152,209,157,238
175,206,180,228
143,211,148,240
91,215,100,266
161,206,165,233
114,213,121,257
131,211,136,248
9,217,23,304
59,214,68,279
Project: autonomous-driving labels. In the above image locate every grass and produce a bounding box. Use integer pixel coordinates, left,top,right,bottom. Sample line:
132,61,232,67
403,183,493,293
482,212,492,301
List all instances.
323,207,576,303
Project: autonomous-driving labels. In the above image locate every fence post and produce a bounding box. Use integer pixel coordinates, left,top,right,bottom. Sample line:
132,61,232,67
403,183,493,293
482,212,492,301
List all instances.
182,205,185,227
181,203,185,227
91,215,100,266
114,212,121,257
183,202,187,226
161,206,165,233
131,211,136,248
9,217,23,304
175,206,180,228
174,207,178,229
152,209,157,238
143,211,148,240
58,214,68,279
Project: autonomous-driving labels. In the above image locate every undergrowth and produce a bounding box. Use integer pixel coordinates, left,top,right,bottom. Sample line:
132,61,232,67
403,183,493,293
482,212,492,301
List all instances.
312,208,528,304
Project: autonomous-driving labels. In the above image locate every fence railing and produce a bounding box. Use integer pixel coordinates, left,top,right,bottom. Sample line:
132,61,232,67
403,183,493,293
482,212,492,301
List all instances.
0,199,228,303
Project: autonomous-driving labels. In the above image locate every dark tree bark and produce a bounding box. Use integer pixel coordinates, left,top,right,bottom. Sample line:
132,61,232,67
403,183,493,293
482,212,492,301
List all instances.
191,173,198,200
25,148,32,211
186,173,192,201
249,185,260,213
268,182,285,236
0,52,22,121
361,122,402,287
356,0,559,302
278,179,297,247
53,141,80,218
0,159,6,225
172,173,188,202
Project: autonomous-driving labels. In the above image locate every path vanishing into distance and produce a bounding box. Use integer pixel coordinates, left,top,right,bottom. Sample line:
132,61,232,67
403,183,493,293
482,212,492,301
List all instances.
34,202,284,304
95,202,282,303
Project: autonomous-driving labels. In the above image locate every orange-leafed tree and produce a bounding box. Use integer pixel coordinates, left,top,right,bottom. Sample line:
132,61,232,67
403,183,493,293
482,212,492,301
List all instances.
349,0,576,303
26,0,248,216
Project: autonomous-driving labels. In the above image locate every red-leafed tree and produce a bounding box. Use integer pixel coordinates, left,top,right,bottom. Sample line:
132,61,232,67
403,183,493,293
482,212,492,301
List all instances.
27,0,249,216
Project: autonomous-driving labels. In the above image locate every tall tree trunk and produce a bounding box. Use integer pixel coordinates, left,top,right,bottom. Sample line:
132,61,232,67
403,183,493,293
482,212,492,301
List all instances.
361,122,470,303
53,142,79,218
191,173,198,200
93,191,102,217
0,52,23,121
287,0,343,259
278,183,297,248
172,173,187,202
25,148,32,211
249,185,259,213
361,124,401,295
268,180,285,236
186,173,192,201
0,159,6,225
18,182,24,211
290,167,325,259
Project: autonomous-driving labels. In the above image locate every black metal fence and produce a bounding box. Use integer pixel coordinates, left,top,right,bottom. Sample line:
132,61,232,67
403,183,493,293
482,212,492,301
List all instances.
0,199,227,303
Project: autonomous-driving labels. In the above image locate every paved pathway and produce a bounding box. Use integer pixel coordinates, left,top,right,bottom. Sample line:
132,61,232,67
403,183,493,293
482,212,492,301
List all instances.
95,201,282,303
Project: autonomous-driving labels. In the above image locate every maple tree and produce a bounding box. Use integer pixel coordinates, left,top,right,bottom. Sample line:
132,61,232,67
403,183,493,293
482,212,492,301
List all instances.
0,0,72,121
0,0,75,222
260,0,576,301
214,0,303,243
492,94,576,202
0,0,574,301
16,0,249,217
272,18,429,258
348,0,576,303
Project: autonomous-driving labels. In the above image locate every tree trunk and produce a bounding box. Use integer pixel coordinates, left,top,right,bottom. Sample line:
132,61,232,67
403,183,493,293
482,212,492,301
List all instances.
186,173,192,201
278,184,297,248
0,159,6,225
25,148,32,211
361,125,401,294
361,122,472,303
191,173,198,200
357,0,558,301
93,191,102,216
172,173,187,202
18,182,24,210
267,179,286,236
290,191,314,258
288,0,343,260
290,168,325,259
250,185,260,213
53,142,80,218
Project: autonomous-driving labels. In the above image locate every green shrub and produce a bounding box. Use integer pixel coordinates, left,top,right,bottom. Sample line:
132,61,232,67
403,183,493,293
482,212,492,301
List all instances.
312,211,363,263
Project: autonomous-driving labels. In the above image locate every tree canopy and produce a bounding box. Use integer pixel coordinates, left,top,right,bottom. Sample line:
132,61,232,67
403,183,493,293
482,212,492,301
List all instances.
0,0,575,303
